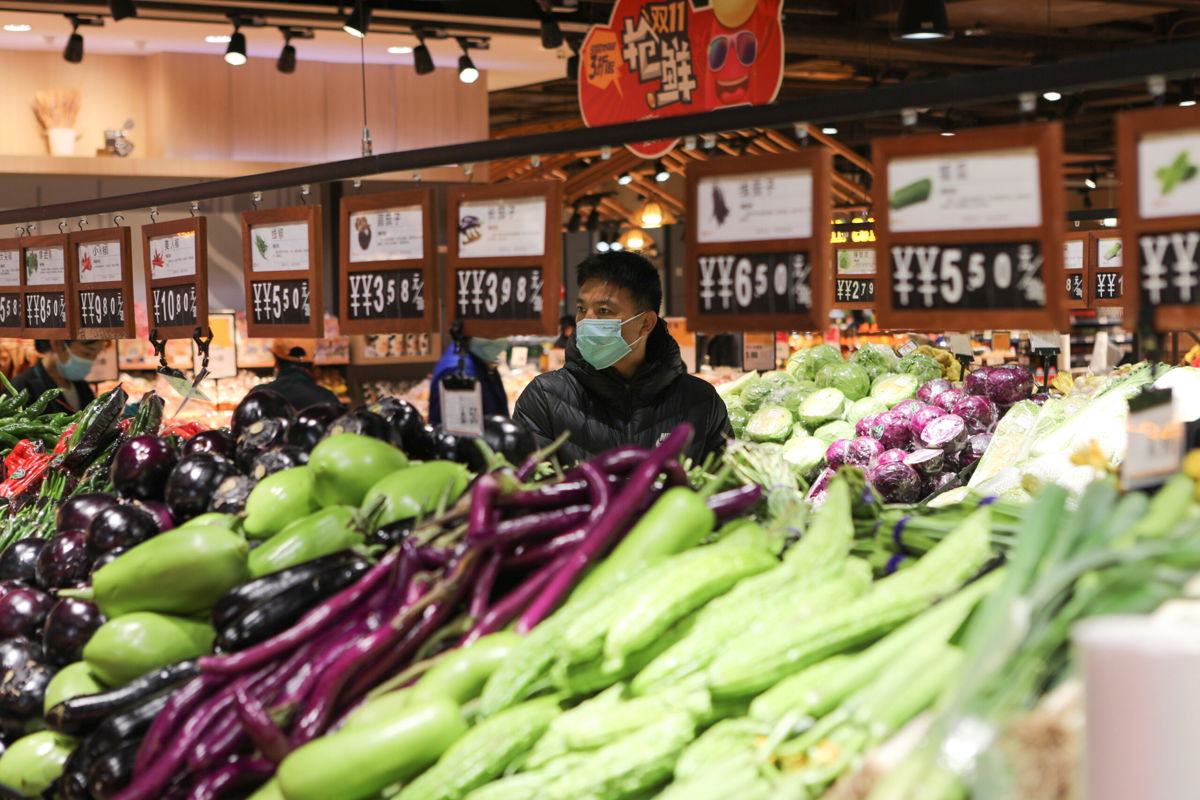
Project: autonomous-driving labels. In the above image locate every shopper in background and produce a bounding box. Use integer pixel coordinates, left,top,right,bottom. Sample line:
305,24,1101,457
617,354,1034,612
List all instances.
514,251,731,464
428,336,510,427
260,339,341,411
13,339,107,413
552,314,576,349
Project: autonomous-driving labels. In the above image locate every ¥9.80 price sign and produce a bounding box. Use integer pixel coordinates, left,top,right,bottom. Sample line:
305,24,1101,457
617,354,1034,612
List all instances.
250,279,311,327
890,242,1046,310
25,292,66,329
455,267,542,319
78,288,125,330
346,269,425,321
151,284,197,329
696,251,812,315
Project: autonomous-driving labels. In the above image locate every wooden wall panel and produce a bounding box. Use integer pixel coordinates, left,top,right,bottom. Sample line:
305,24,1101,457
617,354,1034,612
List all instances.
228,58,332,162
146,53,233,160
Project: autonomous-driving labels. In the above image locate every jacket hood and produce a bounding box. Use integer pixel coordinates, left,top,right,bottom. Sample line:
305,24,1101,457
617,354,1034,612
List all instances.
565,319,685,407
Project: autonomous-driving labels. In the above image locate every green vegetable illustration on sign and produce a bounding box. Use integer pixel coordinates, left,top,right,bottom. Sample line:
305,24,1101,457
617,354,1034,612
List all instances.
1104,241,1122,261
890,178,932,210
24,251,37,277
255,234,269,259
1155,150,1197,195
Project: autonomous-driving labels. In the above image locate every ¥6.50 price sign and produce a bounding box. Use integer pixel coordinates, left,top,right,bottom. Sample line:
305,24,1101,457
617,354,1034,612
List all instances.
25,292,66,329
151,284,198,329
455,268,543,320
1093,270,1124,302
250,279,311,327
835,277,875,304
891,242,1046,310
78,289,125,330
346,269,425,321
695,251,812,315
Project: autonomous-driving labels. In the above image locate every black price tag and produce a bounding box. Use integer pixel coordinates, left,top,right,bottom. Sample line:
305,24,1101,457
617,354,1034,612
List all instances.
78,288,125,330
1137,230,1197,308
835,277,875,304
1066,272,1084,301
25,292,66,329
250,279,311,326
0,294,20,329
151,284,198,329
455,267,542,320
890,242,1046,310
1093,270,1124,301
347,269,425,321
695,251,812,315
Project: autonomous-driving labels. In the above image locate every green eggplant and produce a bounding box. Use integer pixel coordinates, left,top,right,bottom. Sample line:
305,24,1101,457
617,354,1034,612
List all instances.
242,466,318,539
42,663,105,716
83,613,214,687
179,512,237,530
0,731,76,795
362,461,472,527
309,434,409,508
82,525,250,618
247,505,363,579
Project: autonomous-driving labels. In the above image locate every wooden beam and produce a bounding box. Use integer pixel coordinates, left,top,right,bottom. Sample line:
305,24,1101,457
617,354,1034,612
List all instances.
796,125,873,175
564,149,644,202
490,118,585,139
627,176,685,216
503,152,579,183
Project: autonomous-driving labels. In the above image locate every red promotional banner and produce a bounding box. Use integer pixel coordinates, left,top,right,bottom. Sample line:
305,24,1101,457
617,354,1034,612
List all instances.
579,0,785,158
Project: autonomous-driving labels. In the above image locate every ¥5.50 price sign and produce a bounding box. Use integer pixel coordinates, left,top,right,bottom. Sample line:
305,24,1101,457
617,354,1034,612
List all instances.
78,288,125,330
454,267,543,320
25,292,66,330
151,284,197,329
890,242,1046,310
696,251,812,315
346,269,425,321
835,277,875,304
250,279,311,327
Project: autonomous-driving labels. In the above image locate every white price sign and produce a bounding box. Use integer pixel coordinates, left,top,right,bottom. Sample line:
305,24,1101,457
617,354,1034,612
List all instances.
1137,128,1200,219
888,148,1042,233
77,240,123,284
0,250,18,287
1064,238,1085,271
441,384,484,436
348,205,425,263
1122,393,1186,489
250,221,310,272
1097,237,1124,268
836,248,875,276
696,168,813,243
25,247,65,286
457,196,547,258
149,231,198,279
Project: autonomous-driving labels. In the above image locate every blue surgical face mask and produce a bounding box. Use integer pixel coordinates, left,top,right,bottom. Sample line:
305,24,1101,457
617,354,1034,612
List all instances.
576,312,645,371
57,352,94,381
468,337,508,364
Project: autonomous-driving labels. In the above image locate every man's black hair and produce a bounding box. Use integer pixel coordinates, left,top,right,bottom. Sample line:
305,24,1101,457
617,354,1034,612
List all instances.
33,340,51,354
576,251,662,313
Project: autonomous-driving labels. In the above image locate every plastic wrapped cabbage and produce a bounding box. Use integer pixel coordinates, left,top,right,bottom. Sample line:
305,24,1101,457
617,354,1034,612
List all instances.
849,343,900,380
896,352,943,384
816,361,872,402
764,384,814,417
798,388,849,429
739,378,774,412
760,370,798,391
786,344,843,382
813,419,856,445
845,396,888,426
782,436,827,480
728,405,751,437
744,405,793,443
869,373,921,407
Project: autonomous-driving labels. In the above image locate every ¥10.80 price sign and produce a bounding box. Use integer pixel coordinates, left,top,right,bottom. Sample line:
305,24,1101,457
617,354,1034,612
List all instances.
454,267,543,319
151,284,198,330
346,269,425,321
696,252,812,315
143,217,208,340
250,279,311,327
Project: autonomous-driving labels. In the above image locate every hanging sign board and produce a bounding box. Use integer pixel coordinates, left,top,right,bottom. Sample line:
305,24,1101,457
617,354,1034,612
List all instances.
142,217,209,341
69,226,135,340
832,245,876,309
241,205,324,338
685,150,832,332
1092,231,1125,305
1063,231,1093,310
21,233,73,339
446,181,561,338
0,239,24,337
339,189,436,336
1115,106,1200,329
873,122,1067,331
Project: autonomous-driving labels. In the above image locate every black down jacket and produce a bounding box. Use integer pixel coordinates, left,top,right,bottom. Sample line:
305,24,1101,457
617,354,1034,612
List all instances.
513,320,731,464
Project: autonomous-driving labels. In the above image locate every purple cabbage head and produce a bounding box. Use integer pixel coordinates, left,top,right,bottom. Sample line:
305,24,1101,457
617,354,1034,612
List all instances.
877,422,912,452
825,439,854,470
805,467,836,507
951,395,1000,435
933,388,967,413
961,432,993,467
1029,392,1050,406
870,410,905,439
891,399,927,421
918,413,968,453
924,472,961,497
904,448,944,477
963,367,992,397
874,448,908,467
910,405,947,437
848,436,885,466
868,462,923,504
855,413,881,439
917,378,953,404
986,364,1035,405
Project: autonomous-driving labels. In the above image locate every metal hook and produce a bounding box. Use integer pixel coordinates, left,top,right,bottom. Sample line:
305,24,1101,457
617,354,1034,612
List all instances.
300,185,311,205
252,192,262,210
353,178,363,191
463,163,474,182
600,145,612,161
411,172,421,185
112,214,124,227
14,226,26,239
58,220,68,234
189,202,199,218
77,218,88,231
149,207,159,224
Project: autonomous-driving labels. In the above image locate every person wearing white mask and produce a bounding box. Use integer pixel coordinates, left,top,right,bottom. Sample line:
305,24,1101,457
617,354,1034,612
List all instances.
427,334,510,427
514,251,730,464
12,339,109,413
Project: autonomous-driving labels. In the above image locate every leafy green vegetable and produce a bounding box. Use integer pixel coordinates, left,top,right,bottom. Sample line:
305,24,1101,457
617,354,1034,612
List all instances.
869,373,921,407
739,379,774,412
745,406,793,443
728,406,751,437
786,345,842,382
760,370,798,390
849,343,899,380
764,384,813,418
897,352,942,384
781,436,828,480
844,396,888,425
815,361,871,402
813,420,855,445
797,387,849,430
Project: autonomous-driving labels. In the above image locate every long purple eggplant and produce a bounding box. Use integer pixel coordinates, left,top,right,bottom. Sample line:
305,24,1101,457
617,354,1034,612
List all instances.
706,483,763,520
460,553,561,646
184,758,273,800
234,685,290,763
505,529,587,566
466,473,501,541
132,672,229,777
490,505,591,544
469,551,502,621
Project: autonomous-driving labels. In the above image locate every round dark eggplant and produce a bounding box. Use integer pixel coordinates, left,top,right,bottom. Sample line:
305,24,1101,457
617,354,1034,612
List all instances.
0,539,43,584
165,453,241,522
130,500,174,534
232,388,293,437
87,506,157,553
56,494,120,536
87,739,140,800
365,396,402,417
403,423,440,462
180,429,236,460
235,417,290,471
287,404,343,451
0,588,52,638
249,446,309,480
482,415,536,467
323,410,390,442
59,744,93,800
0,640,42,673
434,429,488,473
89,549,123,577
34,532,94,590
43,598,104,666
0,658,54,718
208,475,255,515
109,435,177,502
367,519,413,549
385,400,426,452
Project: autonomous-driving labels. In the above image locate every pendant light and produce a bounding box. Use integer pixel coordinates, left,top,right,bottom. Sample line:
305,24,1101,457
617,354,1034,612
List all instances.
224,26,247,66
343,1,371,38
62,16,84,63
638,198,664,228
895,0,952,40
456,38,479,84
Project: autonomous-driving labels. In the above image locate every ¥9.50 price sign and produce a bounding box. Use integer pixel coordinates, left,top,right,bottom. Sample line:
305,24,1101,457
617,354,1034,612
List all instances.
78,288,125,330
1093,270,1124,302
890,242,1046,310
0,294,19,329
455,267,543,320
151,284,197,329
835,277,875,304
695,251,812,315
250,279,311,327
25,292,66,329
346,269,425,321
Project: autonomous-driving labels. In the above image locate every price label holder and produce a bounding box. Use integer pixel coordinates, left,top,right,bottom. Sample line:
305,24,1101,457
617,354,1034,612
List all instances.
1030,330,1061,390
446,181,561,338
685,150,832,332
948,332,974,373
1115,106,1200,330
1092,230,1125,305
1063,231,1093,309
0,238,24,336
742,332,775,371
873,122,1067,332
897,338,919,357
69,225,135,340
1122,387,1185,490
832,244,876,310
340,189,436,336
440,371,484,436
142,216,208,341
241,205,324,338
20,232,74,339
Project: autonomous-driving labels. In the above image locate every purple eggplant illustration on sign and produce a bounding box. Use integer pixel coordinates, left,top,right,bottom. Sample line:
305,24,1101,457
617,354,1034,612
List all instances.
355,216,372,250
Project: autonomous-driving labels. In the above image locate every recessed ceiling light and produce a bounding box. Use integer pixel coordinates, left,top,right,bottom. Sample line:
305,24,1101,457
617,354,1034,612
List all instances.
3,24,31,32
205,34,231,43
821,126,838,135
1042,90,1062,102
387,45,413,54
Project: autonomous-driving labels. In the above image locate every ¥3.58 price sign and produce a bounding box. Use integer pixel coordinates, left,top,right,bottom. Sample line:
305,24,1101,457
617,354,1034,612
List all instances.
70,226,134,340
143,217,208,340
685,150,832,331
873,122,1067,331
242,206,323,338
454,267,543,319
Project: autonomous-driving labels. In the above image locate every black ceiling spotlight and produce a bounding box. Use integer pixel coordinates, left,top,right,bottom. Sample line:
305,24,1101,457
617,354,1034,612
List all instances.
343,0,371,38
413,29,435,75
940,112,955,136
566,200,583,232
1085,166,1099,190
108,0,136,22
540,15,563,49
456,36,487,85
277,28,298,74
895,0,952,40
63,15,84,63
654,159,670,182
585,202,600,231
1180,80,1196,107
565,36,581,81
224,22,247,66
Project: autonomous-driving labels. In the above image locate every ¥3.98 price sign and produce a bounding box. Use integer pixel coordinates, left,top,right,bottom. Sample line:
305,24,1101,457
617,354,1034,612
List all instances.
696,251,813,315
250,279,311,327
346,269,425,321
454,267,543,320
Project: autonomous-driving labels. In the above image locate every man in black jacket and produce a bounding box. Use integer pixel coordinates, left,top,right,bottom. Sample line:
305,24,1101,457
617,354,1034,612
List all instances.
12,339,105,413
514,251,730,464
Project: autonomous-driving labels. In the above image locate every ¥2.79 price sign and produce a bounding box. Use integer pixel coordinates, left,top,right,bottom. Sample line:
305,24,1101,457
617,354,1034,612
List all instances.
250,279,311,327
151,284,198,329
835,277,875,304
25,292,67,330
454,267,543,320
346,269,425,321
695,251,812,315
890,242,1046,310
78,288,125,330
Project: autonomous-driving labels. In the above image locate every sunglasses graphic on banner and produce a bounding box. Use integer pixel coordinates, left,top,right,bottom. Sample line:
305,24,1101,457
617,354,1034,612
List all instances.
708,31,757,71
